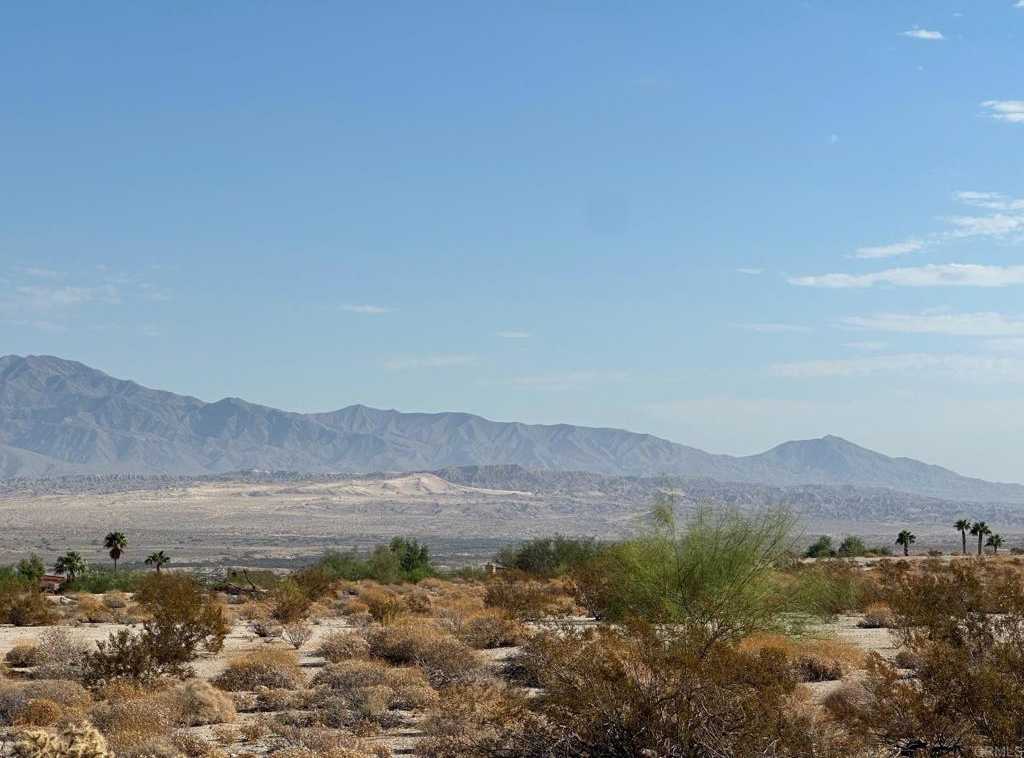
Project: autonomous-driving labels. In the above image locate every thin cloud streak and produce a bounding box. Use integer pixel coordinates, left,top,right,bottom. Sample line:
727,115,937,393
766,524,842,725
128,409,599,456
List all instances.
342,304,393,315
901,28,944,40
854,240,926,259
383,354,477,370
771,353,1024,381
790,264,1024,289
843,311,1024,336
981,100,1024,123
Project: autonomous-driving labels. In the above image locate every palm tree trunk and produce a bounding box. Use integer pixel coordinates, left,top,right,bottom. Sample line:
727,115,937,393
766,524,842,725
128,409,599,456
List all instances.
962,532,967,555
903,543,909,556
978,535,983,556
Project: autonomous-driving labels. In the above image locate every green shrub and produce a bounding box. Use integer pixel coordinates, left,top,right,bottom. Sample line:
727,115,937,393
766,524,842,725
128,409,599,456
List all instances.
574,503,798,641
65,567,145,594
495,536,601,578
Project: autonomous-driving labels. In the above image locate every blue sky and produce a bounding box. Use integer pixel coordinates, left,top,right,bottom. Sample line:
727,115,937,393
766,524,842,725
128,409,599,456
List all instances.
2,2,1024,481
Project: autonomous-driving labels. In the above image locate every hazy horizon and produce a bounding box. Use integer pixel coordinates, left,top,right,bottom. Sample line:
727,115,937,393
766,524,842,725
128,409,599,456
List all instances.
3,3,1023,481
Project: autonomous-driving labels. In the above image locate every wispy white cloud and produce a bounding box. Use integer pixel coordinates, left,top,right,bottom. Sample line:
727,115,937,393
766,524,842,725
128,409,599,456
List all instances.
853,239,926,259
843,311,1024,336
8,284,121,310
496,330,531,339
844,341,888,351
955,191,1024,211
342,304,393,315
981,100,1024,124
901,28,944,40
734,323,812,334
736,267,763,275
383,354,477,370
985,338,1024,352
771,353,1024,381
16,266,62,279
510,370,629,391
1,319,69,334
946,213,1024,238
790,263,1024,289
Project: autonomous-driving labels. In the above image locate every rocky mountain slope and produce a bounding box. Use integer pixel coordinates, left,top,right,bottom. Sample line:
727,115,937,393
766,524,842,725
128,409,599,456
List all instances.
1,354,1021,504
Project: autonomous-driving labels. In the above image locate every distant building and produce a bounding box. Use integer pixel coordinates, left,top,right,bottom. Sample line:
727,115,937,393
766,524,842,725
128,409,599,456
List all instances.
484,562,507,575
39,574,65,593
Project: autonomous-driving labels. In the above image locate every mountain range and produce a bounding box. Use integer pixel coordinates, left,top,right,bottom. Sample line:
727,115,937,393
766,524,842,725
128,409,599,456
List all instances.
1,354,1022,504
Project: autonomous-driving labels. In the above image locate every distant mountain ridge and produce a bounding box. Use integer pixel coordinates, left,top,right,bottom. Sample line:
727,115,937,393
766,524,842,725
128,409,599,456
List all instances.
1,354,1022,504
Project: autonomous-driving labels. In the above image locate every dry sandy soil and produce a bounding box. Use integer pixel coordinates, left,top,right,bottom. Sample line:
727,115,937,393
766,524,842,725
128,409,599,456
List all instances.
2,474,1015,571
0,474,646,569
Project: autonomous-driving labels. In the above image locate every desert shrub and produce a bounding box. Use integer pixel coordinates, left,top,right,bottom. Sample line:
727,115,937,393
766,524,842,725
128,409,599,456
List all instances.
317,630,370,662
738,633,864,682
827,562,1024,753
359,587,406,624
450,608,528,649
366,621,482,685
250,619,282,638
858,602,896,628
74,595,116,623
495,536,600,578
893,648,921,669
134,573,229,659
387,537,434,581
311,659,436,708
171,732,221,756
17,555,46,583
312,539,435,585
483,579,559,621
103,591,129,609
836,535,867,558
783,560,877,617
35,628,90,680
12,722,111,758
804,535,836,559
12,697,64,727
83,628,164,687
85,574,229,686
169,680,236,726
574,504,798,641
282,622,313,649
418,679,537,757
119,738,182,758
508,622,834,757
1,589,57,626
5,643,42,668
0,680,92,724
214,649,304,691
271,579,311,624
66,567,144,594
89,696,178,753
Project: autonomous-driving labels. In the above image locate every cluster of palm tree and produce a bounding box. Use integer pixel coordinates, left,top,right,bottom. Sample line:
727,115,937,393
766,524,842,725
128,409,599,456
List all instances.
49,532,173,582
895,521,1008,557
954,519,1004,555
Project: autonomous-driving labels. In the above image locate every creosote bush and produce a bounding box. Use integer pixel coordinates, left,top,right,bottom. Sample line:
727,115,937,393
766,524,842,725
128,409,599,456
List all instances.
215,649,305,691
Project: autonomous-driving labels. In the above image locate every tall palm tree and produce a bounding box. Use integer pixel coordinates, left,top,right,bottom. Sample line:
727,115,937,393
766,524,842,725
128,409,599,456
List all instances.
986,534,1004,555
896,530,916,556
103,532,127,572
53,551,86,583
971,521,991,556
954,519,971,556
144,551,170,574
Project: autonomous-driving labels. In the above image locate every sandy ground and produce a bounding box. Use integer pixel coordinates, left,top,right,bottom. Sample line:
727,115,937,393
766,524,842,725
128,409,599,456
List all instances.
0,475,644,568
